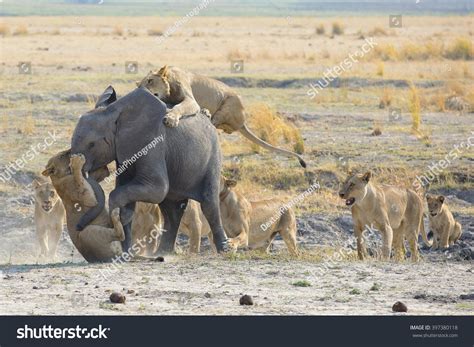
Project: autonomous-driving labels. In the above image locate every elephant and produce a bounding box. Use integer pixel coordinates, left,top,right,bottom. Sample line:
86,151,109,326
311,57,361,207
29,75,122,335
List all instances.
71,86,229,254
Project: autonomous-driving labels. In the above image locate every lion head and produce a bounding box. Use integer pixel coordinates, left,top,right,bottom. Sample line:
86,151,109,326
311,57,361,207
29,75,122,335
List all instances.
136,65,171,99
426,194,445,217
33,179,60,213
338,171,371,206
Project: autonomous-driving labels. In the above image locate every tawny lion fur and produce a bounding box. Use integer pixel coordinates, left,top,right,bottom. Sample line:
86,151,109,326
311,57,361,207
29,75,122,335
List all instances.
339,171,431,261
426,194,462,249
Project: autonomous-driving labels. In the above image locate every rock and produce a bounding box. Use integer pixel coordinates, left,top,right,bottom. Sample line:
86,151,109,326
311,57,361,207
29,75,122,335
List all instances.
127,289,135,294
239,295,254,306
109,292,126,304
155,256,165,262
32,286,38,289
459,293,474,300
414,294,427,300
392,301,407,312
204,292,211,298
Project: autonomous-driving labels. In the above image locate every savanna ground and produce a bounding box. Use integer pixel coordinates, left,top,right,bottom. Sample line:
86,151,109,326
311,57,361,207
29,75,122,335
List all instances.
0,15,473,315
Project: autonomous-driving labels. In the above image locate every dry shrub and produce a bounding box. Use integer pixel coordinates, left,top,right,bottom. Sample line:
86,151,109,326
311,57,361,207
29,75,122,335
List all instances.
379,88,392,109
246,103,304,155
51,28,60,35
13,25,28,35
0,23,10,36
447,81,466,96
368,26,387,36
192,30,204,37
444,37,473,60
332,22,344,35
409,84,422,134
113,26,124,36
400,42,443,60
430,93,446,112
371,44,398,61
147,28,163,36
227,48,251,61
315,24,325,35
19,115,35,135
376,61,384,77
371,120,382,136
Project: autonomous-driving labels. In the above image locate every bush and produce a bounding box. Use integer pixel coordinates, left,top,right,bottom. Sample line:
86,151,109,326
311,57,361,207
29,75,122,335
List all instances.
0,24,10,36
315,24,325,35
332,22,344,35
444,38,473,60
13,25,28,35
147,28,163,36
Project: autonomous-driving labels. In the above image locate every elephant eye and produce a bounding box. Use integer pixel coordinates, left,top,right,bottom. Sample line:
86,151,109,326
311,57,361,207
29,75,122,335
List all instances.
88,142,95,149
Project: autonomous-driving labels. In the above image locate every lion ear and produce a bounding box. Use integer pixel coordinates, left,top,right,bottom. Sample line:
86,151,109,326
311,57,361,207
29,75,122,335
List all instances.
438,195,445,204
362,171,371,182
225,179,237,188
158,65,169,77
41,167,54,177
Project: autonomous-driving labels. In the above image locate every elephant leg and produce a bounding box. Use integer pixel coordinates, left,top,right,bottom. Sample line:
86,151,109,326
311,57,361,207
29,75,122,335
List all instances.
157,199,188,254
200,199,228,253
120,202,135,252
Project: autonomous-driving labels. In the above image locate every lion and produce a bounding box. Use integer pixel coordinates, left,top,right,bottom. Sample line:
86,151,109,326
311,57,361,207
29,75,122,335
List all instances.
338,171,431,261
131,202,162,257
426,194,462,249
42,150,125,262
179,177,299,255
137,65,306,167
33,178,65,259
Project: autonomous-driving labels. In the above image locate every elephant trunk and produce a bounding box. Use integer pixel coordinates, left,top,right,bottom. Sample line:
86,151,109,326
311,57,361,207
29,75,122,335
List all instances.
76,176,106,231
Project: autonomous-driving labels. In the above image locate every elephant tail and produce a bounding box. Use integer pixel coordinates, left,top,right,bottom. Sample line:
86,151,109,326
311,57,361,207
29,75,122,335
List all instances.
76,178,105,231
238,123,307,168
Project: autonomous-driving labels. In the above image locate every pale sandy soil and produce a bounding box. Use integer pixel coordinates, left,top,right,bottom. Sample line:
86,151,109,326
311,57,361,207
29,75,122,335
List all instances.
1,255,473,315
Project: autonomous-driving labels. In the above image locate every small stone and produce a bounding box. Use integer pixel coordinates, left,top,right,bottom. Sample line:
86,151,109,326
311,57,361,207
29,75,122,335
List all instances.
204,292,211,298
414,294,427,300
239,295,254,306
459,293,474,300
392,301,407,312
110,292,126,304
32,286,38,289
127,289,135,294
155,256,165,262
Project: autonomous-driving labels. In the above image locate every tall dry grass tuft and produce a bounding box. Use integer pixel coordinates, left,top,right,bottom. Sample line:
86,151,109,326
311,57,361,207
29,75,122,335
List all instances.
0,23,10,36
368,26,387,36
227,48,250,61
13,25,28,36
113,26,124,36
246,103,304,155
376,61,384,77
444,37,473,60
147,27,163,36
19,115,35,135
409,84,421,132
315,24,325,35
379,88,392,109
332,22,344,35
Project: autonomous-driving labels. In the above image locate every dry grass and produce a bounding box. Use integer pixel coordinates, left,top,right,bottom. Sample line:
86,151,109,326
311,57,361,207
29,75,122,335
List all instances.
368,26,387,36
332,22,344,35
0,23,10,36
376,61,384,77
409,84,421,132
13,25,28,36
444,37,473,60
113,25,124,36
379,88,392,109
18,115,35,135
147,27,163,36
227,48,251,61
315,24,325,35
246,103,304,155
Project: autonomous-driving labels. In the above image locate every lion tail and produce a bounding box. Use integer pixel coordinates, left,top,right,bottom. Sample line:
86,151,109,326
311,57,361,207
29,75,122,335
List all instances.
420,216,432,247
239,123,306,168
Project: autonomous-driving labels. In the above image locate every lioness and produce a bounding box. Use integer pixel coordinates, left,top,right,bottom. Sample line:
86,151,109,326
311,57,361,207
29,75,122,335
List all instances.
426,194,462,249
180,177,299,255
137,65,306,167
43,151,125,262
33,178,65,259
339,171,431,261
131,202,162,257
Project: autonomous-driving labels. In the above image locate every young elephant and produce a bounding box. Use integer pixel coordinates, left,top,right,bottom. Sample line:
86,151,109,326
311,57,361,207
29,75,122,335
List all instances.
339,171,431,261
426,194,462,249
33,178,65,260
43,150,124,263
180,177,299,255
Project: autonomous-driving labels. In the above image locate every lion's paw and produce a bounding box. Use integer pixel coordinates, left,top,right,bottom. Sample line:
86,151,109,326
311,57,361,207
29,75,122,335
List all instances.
163,113,180,127
70,153,86,168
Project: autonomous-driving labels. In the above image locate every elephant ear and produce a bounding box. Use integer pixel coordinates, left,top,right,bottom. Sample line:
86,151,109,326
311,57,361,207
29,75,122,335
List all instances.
95,86,117,108
115,88,167,164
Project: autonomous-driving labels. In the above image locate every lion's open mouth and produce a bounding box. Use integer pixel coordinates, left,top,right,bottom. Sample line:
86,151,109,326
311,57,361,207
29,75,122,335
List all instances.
430,212,437,217
345,197,356,206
